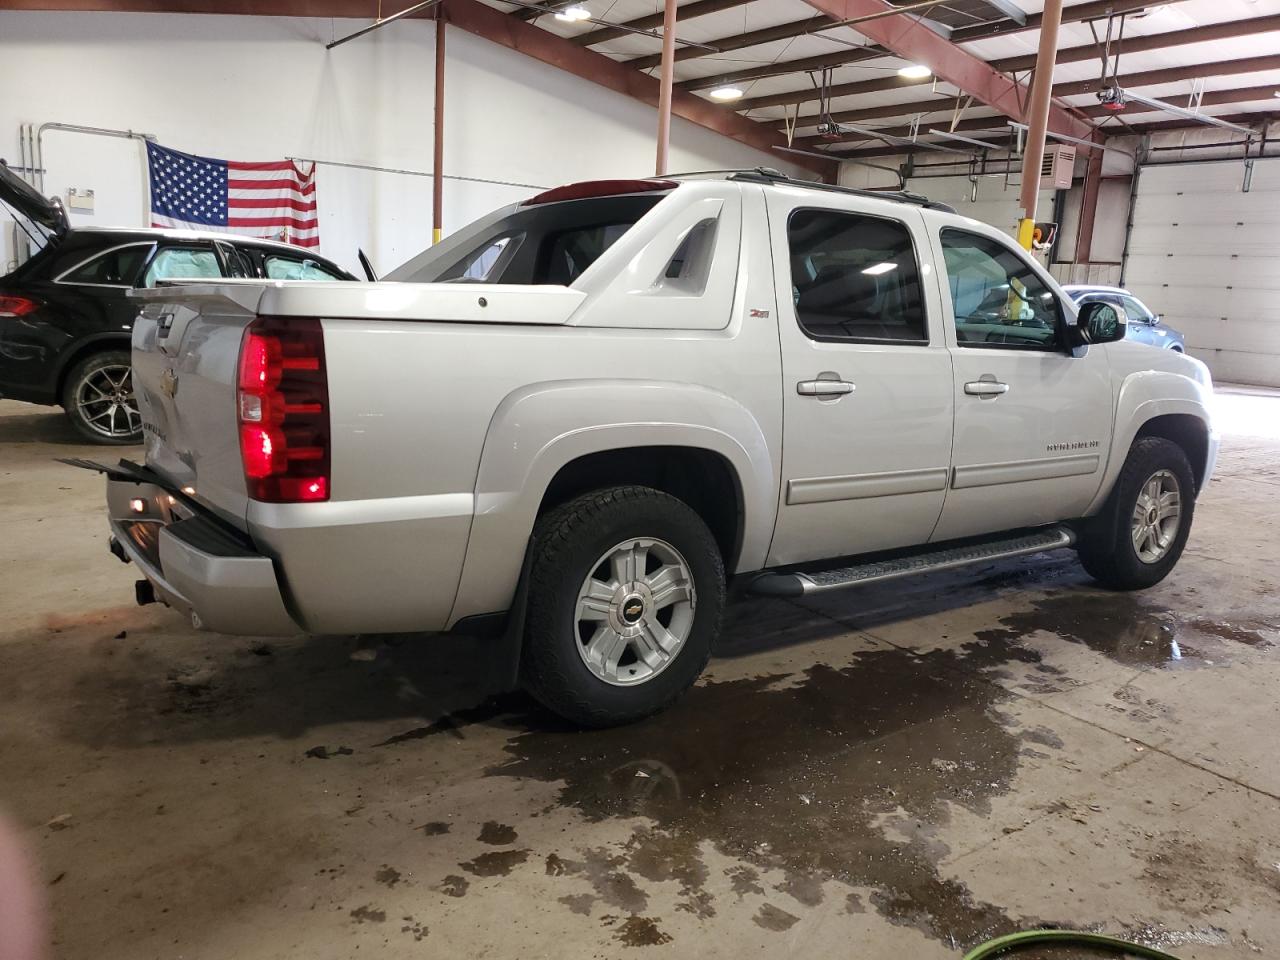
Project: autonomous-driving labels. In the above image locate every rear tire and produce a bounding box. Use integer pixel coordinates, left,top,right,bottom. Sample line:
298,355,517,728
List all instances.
1077,437,1195,590
61,350,142,445
521,485,725,728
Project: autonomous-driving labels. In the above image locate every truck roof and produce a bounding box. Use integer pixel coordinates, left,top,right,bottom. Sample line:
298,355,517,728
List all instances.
720,168,956,214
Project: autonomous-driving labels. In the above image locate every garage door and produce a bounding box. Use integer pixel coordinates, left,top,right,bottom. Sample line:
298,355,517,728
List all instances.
1126,159,1280,387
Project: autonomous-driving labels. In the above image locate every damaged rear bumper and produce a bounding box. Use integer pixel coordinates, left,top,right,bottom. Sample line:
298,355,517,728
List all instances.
85,460,301,636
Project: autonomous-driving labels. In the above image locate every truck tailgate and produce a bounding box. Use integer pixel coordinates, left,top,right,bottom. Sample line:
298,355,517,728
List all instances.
131,283,266,530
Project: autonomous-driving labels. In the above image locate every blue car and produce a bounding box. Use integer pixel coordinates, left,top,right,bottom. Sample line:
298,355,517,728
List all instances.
1063,285,1186,353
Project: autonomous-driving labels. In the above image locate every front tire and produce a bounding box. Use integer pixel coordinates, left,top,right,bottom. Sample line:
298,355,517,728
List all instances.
61,350,142,445
1077,437,1195,590
521,485,725,727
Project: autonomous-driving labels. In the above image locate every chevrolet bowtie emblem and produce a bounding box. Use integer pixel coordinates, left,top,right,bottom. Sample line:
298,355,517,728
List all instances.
160,368,179,399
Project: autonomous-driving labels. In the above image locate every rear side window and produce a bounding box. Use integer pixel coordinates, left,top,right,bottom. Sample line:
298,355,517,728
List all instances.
61,245,151,286
411,194,664,286
143,246,222,287
787,209,927,343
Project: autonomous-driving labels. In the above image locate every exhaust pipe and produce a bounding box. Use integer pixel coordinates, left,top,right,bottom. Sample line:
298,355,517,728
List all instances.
135,579,156,606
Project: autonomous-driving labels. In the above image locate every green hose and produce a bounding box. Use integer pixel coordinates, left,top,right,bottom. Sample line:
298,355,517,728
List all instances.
963,929,1183,960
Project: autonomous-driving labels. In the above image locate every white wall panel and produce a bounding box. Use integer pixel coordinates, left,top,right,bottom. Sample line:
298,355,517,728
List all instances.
1127,158,1280,386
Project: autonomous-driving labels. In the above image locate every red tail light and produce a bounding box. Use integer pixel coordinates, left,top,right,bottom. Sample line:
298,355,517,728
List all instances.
236,317,330,503
0,294,39,317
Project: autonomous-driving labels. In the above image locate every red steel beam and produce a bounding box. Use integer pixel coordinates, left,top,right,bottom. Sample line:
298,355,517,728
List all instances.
573,0,752,47
629,13,836,72
743,20,1280,112
797,0,1094,141
783,54,1280,131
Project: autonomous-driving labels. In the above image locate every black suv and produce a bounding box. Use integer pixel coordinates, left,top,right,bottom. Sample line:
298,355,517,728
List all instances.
1,161,355,444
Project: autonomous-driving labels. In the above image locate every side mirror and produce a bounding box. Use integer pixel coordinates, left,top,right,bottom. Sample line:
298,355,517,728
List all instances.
1070,301,1126,347
1151,313,1163,325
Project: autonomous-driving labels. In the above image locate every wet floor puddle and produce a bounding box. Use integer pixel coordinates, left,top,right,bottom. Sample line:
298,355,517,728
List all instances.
449,592,1279,949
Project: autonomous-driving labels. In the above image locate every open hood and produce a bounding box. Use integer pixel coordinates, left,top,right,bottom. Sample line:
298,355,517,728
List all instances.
0,159,69,237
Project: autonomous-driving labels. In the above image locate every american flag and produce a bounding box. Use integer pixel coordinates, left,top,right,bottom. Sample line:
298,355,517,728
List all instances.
145,142,319,248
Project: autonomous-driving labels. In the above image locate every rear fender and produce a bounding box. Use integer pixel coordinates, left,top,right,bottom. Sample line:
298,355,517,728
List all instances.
448,379,776,625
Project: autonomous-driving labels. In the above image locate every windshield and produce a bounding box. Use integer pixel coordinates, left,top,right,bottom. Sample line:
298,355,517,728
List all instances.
388,194,665,285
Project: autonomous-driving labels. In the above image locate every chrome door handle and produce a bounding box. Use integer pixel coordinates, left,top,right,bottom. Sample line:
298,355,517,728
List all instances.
964,380,1009,397
797,380,855,397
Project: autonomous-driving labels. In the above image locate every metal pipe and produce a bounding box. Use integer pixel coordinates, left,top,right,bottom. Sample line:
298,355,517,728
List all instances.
1006,121,1130,156
35,122,157,196
326,0,445,50
1119,135,1148,287
655,0,677,176
286,156,544,189
433,6,446,244
1107,87,1255,135
1015,0,1064,249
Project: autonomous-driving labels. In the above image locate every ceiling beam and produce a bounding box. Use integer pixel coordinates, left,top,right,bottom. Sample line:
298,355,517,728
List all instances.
512,1,576,21
740,13,1280,112
628,13,837,72
948,0,1170,41
1053,54,1280,99
797,0,1094,140
677,0,1168,94
781,53,1280,130
993,12,1280,73
572,0,751,47
681,46,889,92
799,112,1015,148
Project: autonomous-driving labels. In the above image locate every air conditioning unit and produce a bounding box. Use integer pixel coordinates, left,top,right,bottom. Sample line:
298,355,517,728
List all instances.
1040,144,1076,189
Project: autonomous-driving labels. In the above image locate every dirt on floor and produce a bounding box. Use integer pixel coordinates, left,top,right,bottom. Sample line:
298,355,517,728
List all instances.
1,393,1278,960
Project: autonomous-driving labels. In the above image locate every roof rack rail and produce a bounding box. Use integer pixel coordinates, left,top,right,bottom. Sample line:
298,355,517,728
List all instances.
727,168,957,214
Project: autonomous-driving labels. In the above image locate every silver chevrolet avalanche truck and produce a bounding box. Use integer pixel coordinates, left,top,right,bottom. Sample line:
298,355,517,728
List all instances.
73,171,1218,726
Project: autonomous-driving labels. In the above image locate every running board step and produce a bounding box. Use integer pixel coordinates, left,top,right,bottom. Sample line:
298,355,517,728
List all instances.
747,526,1076,598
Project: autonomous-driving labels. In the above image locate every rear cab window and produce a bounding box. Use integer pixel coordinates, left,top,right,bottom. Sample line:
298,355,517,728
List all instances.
398,194,665,286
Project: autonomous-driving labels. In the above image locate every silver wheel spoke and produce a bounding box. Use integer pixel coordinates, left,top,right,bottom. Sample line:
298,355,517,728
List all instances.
586,627,628,679
579,580,614,621
611,541,647,585
646,565,691,609
633,623,669,668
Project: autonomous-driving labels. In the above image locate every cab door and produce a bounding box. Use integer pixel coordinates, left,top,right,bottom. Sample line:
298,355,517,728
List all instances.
928,223,1113,542
765,191,954,567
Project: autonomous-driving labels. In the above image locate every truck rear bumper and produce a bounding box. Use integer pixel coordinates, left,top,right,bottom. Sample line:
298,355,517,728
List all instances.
107,478,301,636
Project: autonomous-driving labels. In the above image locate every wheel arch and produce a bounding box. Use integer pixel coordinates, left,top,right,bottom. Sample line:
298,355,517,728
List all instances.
1085,372,1215,516
447,379,778,627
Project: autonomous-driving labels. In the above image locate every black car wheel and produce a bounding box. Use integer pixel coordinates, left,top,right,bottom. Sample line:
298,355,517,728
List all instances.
521,485,725,727
61,350,142,445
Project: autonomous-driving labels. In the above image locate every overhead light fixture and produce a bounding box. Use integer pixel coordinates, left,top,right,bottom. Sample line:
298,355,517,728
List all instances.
708,86,744,102
898,64,932,79
555,4,591,21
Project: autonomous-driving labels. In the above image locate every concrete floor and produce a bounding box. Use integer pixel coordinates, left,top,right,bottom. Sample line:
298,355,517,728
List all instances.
1,391,1278,960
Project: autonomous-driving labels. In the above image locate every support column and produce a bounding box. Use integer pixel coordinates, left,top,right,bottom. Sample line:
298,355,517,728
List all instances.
432,5,446,244
1075,143,1104,263
1016,0,1064,250
655,0,677,176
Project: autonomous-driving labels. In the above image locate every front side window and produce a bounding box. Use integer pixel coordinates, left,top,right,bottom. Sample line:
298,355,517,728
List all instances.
61,245,151,286
1119,295,1153,325
941,229,1060,349
787,209,927,343
143,246,222,287
263,255,343,281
